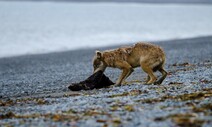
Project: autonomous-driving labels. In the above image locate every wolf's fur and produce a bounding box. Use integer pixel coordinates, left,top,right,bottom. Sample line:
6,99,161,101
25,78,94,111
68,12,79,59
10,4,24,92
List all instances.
93,42,167,85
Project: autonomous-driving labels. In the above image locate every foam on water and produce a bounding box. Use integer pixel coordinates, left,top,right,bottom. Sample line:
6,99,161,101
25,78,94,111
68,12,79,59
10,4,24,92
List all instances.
0,1,212,58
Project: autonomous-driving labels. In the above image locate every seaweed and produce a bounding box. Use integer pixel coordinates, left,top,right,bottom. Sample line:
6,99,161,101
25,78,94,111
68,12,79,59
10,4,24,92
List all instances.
136,89,212,103
0,98,49,107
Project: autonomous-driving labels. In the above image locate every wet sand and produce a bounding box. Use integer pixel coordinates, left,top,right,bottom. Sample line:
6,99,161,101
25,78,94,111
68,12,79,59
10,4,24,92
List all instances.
0,36,212,127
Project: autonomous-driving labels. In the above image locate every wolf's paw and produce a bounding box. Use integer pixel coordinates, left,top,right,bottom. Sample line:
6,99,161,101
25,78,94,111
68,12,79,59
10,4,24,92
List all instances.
146,78,157,85
145,81,154,85
114,83,122,87
122,81,128,85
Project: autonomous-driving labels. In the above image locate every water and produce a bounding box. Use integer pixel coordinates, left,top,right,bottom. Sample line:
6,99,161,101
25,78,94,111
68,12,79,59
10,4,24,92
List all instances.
0,1,212,58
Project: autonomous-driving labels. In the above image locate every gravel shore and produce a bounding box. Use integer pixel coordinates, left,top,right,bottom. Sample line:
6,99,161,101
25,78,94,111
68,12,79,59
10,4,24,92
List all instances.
0,36,212,127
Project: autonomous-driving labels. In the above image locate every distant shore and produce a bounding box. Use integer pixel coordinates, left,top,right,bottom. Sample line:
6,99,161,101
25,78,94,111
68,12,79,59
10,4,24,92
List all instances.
2,0,212,4
0,36,212,98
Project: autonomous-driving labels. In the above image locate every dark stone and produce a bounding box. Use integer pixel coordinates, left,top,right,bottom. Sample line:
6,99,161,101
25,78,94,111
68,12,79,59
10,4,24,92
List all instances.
68,71,114,91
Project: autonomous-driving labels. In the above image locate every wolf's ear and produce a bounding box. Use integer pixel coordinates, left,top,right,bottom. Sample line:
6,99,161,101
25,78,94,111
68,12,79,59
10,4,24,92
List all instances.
95,50,102,59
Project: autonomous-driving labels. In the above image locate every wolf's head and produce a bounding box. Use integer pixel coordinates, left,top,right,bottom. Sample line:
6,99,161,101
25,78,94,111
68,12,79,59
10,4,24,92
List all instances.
92,50,106,73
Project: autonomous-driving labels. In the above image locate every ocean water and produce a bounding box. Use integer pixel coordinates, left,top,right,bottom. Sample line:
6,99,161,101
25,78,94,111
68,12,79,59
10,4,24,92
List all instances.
0,1,212,58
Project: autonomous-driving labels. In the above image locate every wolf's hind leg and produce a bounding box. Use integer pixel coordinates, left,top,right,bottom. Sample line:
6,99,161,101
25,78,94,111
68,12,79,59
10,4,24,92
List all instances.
141,63,157,84
154,67,167,85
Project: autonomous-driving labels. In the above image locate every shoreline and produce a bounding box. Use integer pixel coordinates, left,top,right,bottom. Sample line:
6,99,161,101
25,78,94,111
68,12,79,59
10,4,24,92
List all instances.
0,35,211,60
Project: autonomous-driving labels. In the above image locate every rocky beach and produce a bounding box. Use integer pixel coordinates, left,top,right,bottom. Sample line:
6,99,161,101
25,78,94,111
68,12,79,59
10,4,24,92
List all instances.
0,36,212,127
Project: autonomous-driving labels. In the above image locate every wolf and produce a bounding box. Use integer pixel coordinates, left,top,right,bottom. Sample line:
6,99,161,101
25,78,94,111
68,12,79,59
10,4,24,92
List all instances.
92,42,167,86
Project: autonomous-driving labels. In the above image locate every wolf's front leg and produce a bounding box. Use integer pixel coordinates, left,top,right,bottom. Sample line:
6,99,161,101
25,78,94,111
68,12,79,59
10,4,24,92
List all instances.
114,61,133,86
122,68,134,82
115,69,129,86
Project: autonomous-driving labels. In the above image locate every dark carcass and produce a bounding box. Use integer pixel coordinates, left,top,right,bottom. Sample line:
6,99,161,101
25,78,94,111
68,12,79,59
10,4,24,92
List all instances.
68,70,114,91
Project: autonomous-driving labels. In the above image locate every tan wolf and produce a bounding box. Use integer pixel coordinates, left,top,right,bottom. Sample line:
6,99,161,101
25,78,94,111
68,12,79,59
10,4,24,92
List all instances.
92,42,167,86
